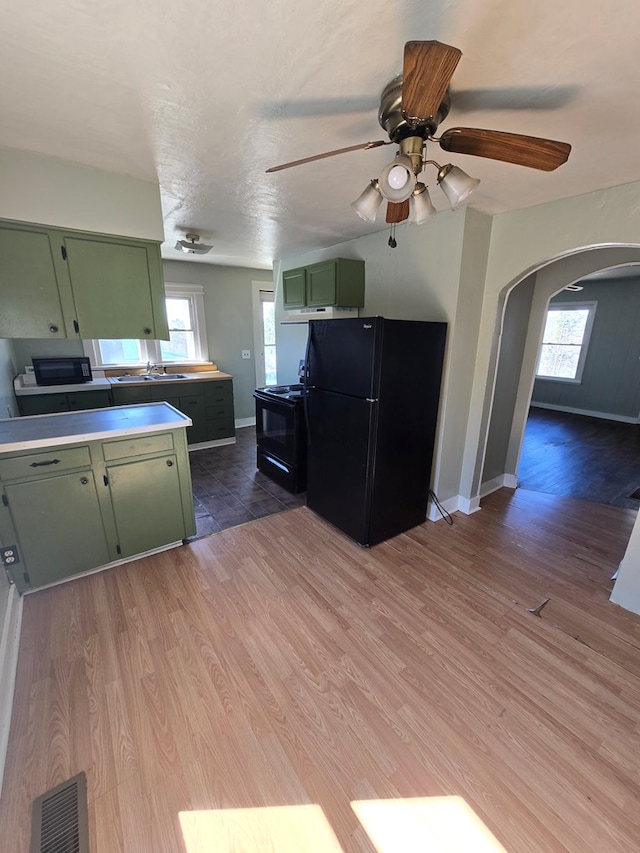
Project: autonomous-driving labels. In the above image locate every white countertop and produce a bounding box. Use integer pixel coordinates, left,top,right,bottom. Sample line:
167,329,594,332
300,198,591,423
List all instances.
14,375,112,396
0,402,192,453
13,371,232,395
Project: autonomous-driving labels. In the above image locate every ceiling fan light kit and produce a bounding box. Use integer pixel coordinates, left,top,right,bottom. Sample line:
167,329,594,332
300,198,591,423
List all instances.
351,179,384,223
174,232,213,255
267,40,571,242
408,182,437,224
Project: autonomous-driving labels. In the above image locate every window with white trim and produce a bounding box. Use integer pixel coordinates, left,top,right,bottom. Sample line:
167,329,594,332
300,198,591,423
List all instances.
535,301,597,383
84,283,208,367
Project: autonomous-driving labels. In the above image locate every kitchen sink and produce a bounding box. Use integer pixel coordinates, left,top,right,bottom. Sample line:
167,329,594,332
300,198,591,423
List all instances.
151,374,187,380
115,373,187,382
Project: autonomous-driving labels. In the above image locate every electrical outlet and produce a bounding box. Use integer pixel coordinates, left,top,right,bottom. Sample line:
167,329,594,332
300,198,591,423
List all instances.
242,349,251,360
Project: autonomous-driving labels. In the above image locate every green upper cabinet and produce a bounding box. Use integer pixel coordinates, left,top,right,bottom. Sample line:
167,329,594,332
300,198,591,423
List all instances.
62,233,168,340
0,218,168,340
282,258,365,309
282,267,307,308
0,223,71,339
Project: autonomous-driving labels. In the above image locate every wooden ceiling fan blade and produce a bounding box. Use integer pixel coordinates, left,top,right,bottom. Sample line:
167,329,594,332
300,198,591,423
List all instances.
439,128,571,171
402,41,462,123
385,200,409,223
266,140,391,173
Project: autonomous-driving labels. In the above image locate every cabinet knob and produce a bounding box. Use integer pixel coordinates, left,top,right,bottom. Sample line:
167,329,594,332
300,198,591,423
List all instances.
143,327,152,335
166,460,173,467
48,324,59,334
80,477,89,485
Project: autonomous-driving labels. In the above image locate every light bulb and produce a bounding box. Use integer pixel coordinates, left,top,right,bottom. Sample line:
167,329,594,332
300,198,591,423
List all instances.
387,164,410,190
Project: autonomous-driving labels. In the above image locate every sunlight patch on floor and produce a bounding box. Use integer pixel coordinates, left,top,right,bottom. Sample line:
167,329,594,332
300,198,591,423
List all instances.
179,804,343,852
352,796,508,853
179,796,507,852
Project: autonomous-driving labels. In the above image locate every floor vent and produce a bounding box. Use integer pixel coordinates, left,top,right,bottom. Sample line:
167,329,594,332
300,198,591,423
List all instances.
31,772,89,853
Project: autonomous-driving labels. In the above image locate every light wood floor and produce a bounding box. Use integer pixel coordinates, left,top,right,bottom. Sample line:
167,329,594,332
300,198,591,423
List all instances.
1,488,640,852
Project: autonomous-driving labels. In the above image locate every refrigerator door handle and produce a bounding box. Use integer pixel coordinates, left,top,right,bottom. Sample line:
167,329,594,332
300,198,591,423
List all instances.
365,398,378,403
303,327,313,443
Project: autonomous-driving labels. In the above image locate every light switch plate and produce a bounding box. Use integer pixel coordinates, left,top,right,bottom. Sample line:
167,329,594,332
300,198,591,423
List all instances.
242,350,251,359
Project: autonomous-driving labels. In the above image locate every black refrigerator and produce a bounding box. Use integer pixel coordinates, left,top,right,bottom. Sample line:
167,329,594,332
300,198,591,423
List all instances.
304,316,447,547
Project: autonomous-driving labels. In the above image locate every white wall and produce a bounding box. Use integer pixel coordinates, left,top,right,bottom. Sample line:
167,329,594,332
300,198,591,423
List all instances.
162,260,273,421
0,146,164,241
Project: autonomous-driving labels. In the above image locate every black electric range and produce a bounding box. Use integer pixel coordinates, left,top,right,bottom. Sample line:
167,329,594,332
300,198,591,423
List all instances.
253,384,307,493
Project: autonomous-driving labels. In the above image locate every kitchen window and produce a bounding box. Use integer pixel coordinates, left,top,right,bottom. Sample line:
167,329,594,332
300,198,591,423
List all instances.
84,283,208,367
535,301,597,382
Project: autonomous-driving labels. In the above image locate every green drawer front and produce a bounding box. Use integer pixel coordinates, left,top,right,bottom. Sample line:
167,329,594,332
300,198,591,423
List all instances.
205,403,233,420
150,381,203,401
203,381,233,403
102,432,174,461
0,445,92,481
112,386,153,405
206,418,235,440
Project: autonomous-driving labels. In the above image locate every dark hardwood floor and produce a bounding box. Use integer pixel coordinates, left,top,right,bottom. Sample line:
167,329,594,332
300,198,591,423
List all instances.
518,406,640,509
189,426,305,538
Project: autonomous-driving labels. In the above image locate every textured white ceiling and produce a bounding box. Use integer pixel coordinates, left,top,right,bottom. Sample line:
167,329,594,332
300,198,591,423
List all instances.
2,0,640,268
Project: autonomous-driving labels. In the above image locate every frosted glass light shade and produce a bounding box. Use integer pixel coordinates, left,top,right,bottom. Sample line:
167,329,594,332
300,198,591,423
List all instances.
378,155,416,202
437,164,480,207
351,180,384,222
409,184,436,224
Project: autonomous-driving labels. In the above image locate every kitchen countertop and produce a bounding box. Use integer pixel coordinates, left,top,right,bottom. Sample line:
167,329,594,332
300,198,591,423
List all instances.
13,370,233,395
0,402,192,453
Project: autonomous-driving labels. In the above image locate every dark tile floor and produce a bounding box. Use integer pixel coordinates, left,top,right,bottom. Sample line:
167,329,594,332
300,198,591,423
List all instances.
188,425,306,538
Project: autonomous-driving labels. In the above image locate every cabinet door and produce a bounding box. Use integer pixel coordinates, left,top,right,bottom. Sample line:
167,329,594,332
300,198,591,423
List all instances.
179,395,207,444
2,470,111,590
282,268,307,308
0,224,68,339
17,393,69,416
63,234,168,340
306,261,337,307
111,385,153,405
67,390,113,411
107,454,187,557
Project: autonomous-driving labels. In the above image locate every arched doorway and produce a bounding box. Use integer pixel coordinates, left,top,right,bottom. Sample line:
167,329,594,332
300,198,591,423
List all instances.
481,246,640,497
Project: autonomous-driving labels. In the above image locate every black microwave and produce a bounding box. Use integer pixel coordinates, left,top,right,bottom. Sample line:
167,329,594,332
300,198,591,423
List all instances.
32,356,93,386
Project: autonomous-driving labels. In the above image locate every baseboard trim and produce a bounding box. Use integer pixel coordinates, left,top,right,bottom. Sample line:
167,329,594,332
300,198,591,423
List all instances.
427,493,481,520
530,402,639,424
480,474,518,497
0,585,23,798
235,417,256,429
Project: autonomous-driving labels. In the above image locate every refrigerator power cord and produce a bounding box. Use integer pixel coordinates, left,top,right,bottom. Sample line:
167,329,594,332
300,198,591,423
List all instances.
429,489,454,526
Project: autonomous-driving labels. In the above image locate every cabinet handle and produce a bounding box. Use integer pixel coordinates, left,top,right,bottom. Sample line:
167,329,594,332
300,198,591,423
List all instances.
166,460,173,467
29,459,60,467
80,477,88,485
48,324,59,334
143,327,152,335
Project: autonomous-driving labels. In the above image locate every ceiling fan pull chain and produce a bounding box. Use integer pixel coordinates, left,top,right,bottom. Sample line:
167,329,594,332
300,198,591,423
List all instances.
388,224,398,248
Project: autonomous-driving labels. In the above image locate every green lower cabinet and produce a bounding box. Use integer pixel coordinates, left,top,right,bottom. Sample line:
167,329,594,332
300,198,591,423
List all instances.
17,389,112,416
0,425,195,592
2,469,111,590
107,454,187,558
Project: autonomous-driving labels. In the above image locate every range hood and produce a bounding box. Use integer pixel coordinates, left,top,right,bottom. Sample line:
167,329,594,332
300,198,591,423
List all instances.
280,306,360,324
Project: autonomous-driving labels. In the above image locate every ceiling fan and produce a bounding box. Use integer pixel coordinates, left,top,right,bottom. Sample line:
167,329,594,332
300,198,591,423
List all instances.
266,41,571,227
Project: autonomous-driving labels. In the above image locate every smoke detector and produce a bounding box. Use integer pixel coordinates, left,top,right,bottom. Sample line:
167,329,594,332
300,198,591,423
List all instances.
174,232,213,254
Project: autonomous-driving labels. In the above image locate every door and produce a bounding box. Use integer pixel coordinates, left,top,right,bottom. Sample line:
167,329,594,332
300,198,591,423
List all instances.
252,284,276,387
64,236,160,339
307,317,380,397
0,225,68,339
3,470,110,589
107,454,186,557
306,389,376,545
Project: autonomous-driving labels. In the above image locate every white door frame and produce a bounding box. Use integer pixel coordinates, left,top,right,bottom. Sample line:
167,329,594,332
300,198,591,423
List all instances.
252,280,275,387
